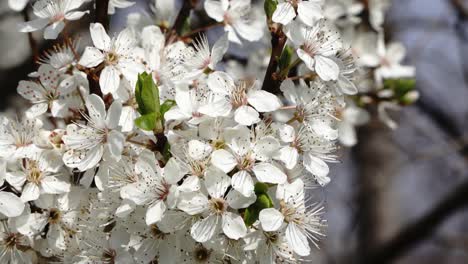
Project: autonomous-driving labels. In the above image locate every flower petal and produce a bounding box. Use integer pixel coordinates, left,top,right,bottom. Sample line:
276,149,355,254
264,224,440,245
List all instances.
0,192,24,217
259,208,284,232
252,162,287,184
272,2,296,25
222,212,247,240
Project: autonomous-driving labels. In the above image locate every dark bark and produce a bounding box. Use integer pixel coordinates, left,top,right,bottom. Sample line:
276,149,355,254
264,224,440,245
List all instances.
95,0,110,30
261,29,287,94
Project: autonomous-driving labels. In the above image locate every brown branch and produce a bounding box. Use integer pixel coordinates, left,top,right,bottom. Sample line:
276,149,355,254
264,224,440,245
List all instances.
261,26,287,94
166,0,198,43
95,0,110,30
359,178,468,264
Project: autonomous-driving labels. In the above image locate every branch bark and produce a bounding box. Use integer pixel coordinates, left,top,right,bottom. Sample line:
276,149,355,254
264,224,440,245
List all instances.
359,178,468,264
95,0,110,30
261,27,287,94
166,0,198,43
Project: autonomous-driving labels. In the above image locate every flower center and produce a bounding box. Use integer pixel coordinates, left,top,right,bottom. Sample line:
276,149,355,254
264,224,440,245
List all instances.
106,52,119,65
26,162,43,185
193,245,211,262
209,198,226,215
48,208,62,224
150,224,166,240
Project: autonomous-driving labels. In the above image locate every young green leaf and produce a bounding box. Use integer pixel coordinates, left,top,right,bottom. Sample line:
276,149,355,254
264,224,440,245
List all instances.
243,182,274,226
135,72,160,115
160,100,176,118
278,45,293,71
135,112,159,131
264,0,278,20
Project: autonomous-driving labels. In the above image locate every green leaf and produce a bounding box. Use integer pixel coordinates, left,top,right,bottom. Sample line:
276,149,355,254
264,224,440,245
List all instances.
135,72,160,115
243,184,274,226
177,17,191,36
278,45,293,71
254,182,269,195
264,0,278,20
135,112,159,131
383,78,416,98
160,100,176,117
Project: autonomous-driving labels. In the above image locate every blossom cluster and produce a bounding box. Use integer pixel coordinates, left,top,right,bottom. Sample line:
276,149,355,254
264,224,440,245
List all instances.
0,0,415,263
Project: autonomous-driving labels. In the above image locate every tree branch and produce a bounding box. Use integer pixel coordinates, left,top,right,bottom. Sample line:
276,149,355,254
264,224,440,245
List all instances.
95,0,110,30
261,27,287,94
360,178,468,264
166,0,198,43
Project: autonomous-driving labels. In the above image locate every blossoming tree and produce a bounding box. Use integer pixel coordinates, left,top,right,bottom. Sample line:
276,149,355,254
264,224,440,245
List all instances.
0,0,416,263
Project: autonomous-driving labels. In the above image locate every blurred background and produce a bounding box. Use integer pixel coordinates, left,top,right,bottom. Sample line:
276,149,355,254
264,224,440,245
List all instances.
1,0,468,263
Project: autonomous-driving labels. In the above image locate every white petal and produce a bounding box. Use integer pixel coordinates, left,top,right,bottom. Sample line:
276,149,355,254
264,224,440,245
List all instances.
277,146,299,169
205,166,231,198
44,21,65,40
163,158,186,184
253,136,281,161
315,55,340,81
233,21,264,42
210,149,237,173
38,64,60,89
338,122,357,147
9,0,28,11
231,170,254,197
198,98,232,117
17,81,43,101
21,183,40,202
63,146,103,171
0,192,25,217
272,3,296,25
79,47,105,68
277,124,296,143
146,201,166,225
188,140,212,161
26,103,48,119
303,153,330,186
86,94,106,128
106,130,125,160
211,33,229,66
120,183,151,205
204,0,225,22
207,71,235,95
286,222,311,256
297,49,316,71
90,23,111,51
259,208,284,232
17,18,48,33
41,177,71,194
226,190,256,209
252,163,287,184
177,192,208,215
222,212,247,240
65,11,89,20
234,105,260,126
100,66,121,94
191,215,218,242
178,175,200,192
338,74,358,95
247,90,282,112
297,1,323,27
106,100,123,129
